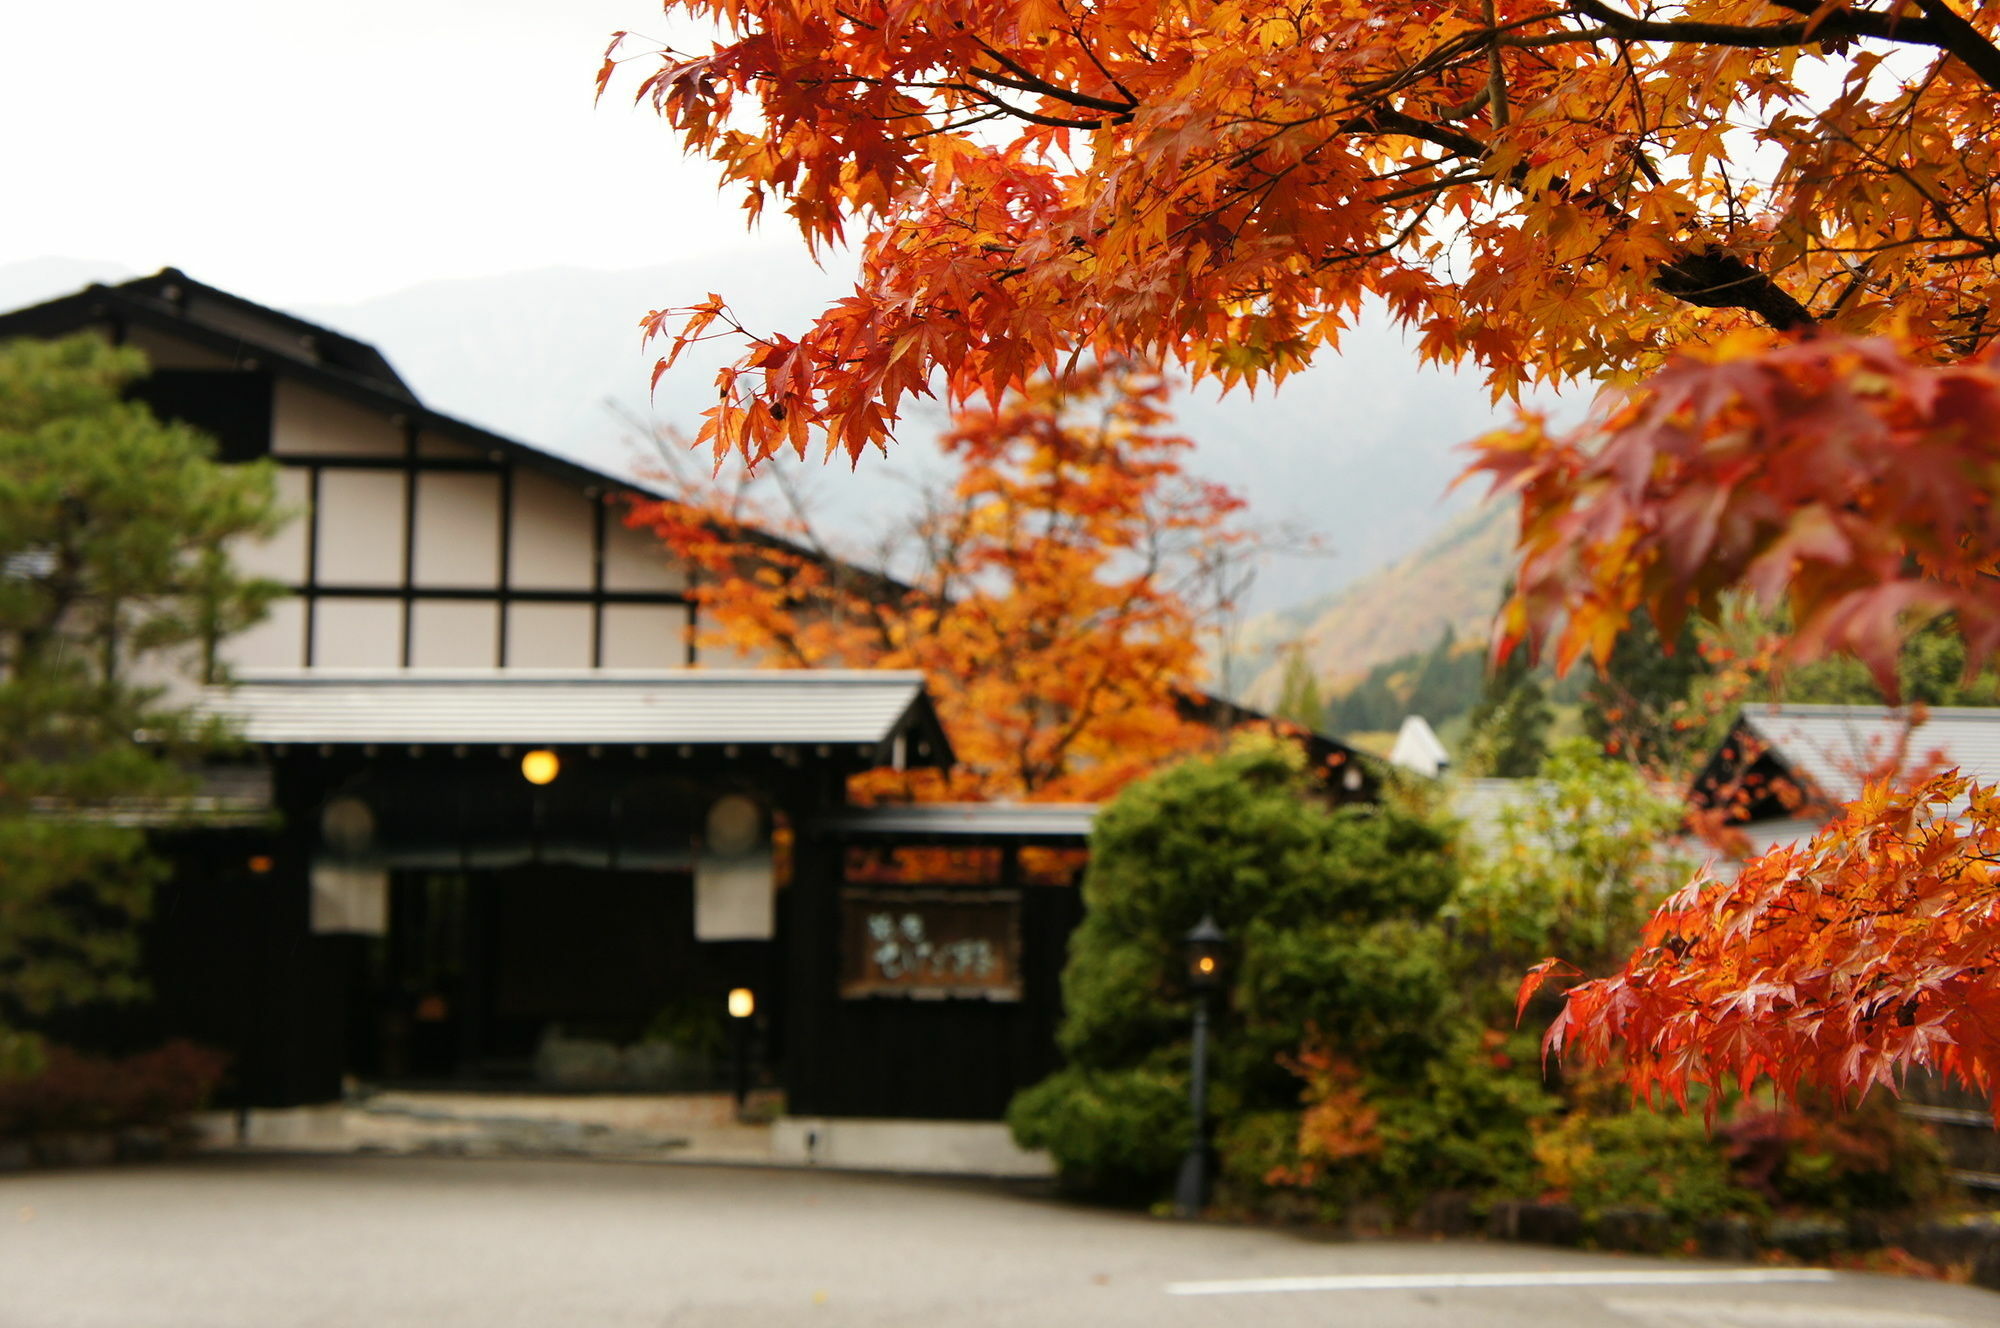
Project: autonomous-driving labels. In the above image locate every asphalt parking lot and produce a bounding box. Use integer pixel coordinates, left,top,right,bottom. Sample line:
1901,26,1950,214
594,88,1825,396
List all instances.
3,1154,1998,1327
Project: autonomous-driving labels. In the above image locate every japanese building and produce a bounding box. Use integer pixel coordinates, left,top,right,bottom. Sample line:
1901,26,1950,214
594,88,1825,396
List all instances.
0,270,1367,1135
1691,703,2000,857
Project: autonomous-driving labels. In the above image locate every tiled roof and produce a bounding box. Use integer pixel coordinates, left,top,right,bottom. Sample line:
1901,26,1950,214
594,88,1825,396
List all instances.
197,669,948,757
1447,777,1542,849
1740,704,2000,805
814,803,1098,842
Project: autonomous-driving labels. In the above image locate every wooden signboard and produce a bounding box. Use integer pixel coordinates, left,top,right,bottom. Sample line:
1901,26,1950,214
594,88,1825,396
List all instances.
839,888,1022,1001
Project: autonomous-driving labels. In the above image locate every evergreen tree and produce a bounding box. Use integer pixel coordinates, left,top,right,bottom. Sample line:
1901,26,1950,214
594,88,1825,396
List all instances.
1583,608,1711,774
1273,644,1325,732
0,336,282,1072
1464,642,1553,778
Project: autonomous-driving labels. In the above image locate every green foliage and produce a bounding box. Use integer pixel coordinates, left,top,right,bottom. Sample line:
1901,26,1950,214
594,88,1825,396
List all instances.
1236,918,1453,1083
1463,640,1553,777
1273,645,1324,731
1584,608,1713,773
1217,1027,1558,1220
644,997,728,1059
1367,1029,1559,1203
1326,626,1489,735
1770,615,2000,708
1533,1109,1759,1230
1013,735,1459,1197
0,335,281,1042
1005,1063,1191,1200
1451,739,1693,987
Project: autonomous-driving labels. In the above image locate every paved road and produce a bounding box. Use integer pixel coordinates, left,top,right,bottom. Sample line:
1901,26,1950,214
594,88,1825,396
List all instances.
2,1155,1997,1327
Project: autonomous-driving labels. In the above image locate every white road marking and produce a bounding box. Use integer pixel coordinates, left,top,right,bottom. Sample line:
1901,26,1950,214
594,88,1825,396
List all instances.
1164,1268,1840,1296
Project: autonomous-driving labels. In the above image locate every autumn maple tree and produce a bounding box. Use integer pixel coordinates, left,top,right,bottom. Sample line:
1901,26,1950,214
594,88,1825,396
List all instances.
606,0,2000,1109
632,362,1250,801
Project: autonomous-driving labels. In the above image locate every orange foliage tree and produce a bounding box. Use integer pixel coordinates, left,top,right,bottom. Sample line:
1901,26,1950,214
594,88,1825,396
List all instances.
630,363,1250,801
605,1,2000,1107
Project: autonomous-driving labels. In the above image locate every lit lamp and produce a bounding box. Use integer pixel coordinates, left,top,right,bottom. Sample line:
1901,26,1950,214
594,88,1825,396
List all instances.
1174,913,1227,1217
727,987,756,1115
520,749,560,785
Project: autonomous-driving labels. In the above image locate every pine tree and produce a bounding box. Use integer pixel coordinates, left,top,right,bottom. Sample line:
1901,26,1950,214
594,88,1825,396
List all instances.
0,336,282,1071
1273,645,1324,732
1465,640,1553,779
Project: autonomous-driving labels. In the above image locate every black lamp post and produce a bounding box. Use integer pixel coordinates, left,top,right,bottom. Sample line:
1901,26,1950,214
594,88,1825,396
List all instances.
1174,913,1226,1217
727,987,755,1116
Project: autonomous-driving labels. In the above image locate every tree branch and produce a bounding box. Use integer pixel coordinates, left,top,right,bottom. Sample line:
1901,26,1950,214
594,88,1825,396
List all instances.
1571,0,1958,53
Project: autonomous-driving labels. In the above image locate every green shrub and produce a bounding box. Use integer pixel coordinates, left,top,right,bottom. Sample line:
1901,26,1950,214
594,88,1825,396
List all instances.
1006,1063,1190,1201
1008,736,1460,1200
1368,1027,1557,1205
1534,1109,1758,1230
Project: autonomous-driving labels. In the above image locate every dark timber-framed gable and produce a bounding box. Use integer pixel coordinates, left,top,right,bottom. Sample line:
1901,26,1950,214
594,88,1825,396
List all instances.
0,269,706,673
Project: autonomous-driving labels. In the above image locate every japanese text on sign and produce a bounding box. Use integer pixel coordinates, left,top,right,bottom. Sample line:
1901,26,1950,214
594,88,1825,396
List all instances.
839,890,1021,1000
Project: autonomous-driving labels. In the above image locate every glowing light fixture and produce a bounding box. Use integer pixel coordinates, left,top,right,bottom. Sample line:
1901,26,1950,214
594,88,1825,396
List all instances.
1184,914,1227,991
520,749,560,785
727,987,756,1019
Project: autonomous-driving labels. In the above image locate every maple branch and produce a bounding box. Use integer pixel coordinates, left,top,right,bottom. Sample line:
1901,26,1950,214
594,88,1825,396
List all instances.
1438,85,1493,121
958,28,1137,115
1841,0,2000,94
1366,105,1816,329
1067,23,1138,111
1653,249,1816,328
1569,0,1962,56
947,83,1116,129
1371,164,1491,206
1483,0,1511,131
966,65,1134,118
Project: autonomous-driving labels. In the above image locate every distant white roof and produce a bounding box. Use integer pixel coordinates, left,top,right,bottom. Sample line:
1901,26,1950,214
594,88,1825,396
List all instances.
198,669,943,750
1389,715,1451,777
1741,704,2000,805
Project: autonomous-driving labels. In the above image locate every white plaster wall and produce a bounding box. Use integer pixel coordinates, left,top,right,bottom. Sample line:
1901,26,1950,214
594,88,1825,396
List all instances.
313,599,403,668
315,471,406,586
507,470,595,590
506,602,593,668
412,472,502,588
601,604,689,668
226,467,311,583
272,381,404,457
602,518,687,592
410,601,500,668
223,597,308,671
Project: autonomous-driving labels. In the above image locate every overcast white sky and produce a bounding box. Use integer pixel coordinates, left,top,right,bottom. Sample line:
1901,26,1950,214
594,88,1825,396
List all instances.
2,1,753,306
1,2,1529,630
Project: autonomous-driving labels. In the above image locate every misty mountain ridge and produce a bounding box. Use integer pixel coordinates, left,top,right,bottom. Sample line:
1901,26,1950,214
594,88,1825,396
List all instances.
1227,499,1518,707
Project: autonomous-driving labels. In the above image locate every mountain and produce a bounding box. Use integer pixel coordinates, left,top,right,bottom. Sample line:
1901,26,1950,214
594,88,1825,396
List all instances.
1227,498,1517,704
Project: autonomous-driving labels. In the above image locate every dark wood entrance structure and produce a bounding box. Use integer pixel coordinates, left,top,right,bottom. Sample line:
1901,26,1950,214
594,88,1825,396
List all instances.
143,670,955,1108
787,805,1096,1121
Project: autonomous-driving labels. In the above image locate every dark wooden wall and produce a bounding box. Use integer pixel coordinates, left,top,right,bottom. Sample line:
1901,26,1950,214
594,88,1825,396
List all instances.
781,838,1084,1121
